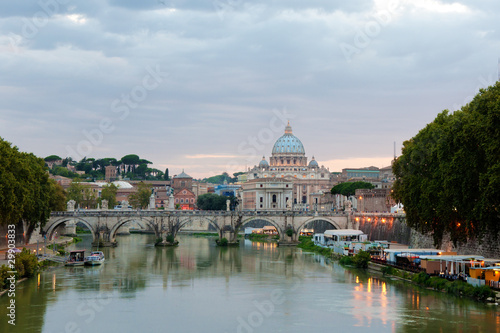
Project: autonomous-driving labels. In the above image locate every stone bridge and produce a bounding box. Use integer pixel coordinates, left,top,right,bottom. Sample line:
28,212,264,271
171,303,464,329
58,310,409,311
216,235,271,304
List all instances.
44,210,406,246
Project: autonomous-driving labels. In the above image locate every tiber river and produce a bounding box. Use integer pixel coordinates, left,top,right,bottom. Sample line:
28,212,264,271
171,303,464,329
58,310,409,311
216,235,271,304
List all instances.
1,234,499,333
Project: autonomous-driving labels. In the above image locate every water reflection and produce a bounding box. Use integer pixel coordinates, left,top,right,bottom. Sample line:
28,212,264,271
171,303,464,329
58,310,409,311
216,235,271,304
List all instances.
0,234,498,333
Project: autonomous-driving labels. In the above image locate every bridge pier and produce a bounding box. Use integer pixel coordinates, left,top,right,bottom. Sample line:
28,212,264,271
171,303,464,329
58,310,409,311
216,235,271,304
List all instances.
93,226,117,247
62,221,77,237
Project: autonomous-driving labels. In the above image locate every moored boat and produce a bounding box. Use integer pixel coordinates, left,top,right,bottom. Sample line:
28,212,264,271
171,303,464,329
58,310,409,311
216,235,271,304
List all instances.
65,250,86,266
84,251,105,266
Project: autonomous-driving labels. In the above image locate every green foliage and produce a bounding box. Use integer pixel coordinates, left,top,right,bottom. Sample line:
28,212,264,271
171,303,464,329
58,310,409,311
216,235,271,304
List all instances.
352,250,371,268
44,155,62,161
381,266,398,276
120,154,140,166
128,182,152,209
297,238,333,257
0,139,65,239
339,256,353,265
0,265,11,290
100,183,118,208
197,193,236,210
166,234,175,243
331,181,375,197
200,172,236,184
218,237,229,246
14,248,39,278
286,228,294,237
248,234,278,241
392,82,500,245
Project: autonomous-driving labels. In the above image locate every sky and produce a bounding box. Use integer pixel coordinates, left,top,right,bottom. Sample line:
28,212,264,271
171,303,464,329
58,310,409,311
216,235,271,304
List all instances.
1,0,499,179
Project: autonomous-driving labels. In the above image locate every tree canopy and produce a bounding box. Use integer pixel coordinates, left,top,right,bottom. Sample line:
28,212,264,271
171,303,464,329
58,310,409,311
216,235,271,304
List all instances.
197,193,236,210
128,182,152,209
392,82,500,246
44,155,62,161
330,181,375,197
0,138,66,242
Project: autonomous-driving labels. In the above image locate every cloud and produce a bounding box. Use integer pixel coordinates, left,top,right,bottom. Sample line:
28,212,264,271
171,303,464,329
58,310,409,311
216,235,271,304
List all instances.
0,0,499,177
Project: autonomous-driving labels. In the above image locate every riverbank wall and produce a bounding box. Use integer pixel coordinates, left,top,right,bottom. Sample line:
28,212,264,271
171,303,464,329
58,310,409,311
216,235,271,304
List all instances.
358,218,500,258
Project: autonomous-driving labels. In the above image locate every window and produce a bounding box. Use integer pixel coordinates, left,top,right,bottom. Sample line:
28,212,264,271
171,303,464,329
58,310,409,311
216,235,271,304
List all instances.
260,197,263,203
272,194,277,203
180,199,184,203
302,196,307,203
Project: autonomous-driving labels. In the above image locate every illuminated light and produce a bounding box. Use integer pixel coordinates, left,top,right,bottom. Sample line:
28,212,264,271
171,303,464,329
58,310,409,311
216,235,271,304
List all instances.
457,223,461,227
359,196,362,200
355,218,360,222
37,274,41,287
367,218,371,222
382,219,386,223
356,276,359,284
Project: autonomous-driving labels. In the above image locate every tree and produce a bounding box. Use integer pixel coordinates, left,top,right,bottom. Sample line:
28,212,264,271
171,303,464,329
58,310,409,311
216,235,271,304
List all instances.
129,182,152,209
100,183,118,208
164,168,169,181
197,193,236,210
66,180,84,206
330,181,374,197
392,82,500,246
0,138,66,242
120,154,140,166
50,183,67,211
44,155,61,161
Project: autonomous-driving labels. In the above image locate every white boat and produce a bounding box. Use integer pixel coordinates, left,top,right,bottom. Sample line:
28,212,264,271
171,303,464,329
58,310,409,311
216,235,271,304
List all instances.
84,251,105,266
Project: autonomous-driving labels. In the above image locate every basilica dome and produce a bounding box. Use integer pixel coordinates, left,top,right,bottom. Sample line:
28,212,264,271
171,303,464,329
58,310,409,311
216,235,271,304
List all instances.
308,156,318,167
271,122,305,155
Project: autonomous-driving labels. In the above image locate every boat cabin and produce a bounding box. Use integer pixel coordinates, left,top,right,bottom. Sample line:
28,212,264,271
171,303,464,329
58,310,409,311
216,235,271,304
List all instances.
67,250,86,263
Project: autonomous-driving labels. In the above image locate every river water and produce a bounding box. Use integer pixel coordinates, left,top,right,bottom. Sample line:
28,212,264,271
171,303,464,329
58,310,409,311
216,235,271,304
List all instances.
1,234,499,333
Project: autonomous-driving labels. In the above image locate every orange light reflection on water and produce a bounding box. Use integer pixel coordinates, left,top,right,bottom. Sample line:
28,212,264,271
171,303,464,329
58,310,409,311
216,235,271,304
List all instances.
352,277,390,328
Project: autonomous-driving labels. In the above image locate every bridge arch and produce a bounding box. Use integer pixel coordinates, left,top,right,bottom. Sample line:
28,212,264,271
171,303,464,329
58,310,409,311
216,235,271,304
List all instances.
240,216,284,235
45,217,97,242
109,217,157,241
295,217,341,235
176,216,222,236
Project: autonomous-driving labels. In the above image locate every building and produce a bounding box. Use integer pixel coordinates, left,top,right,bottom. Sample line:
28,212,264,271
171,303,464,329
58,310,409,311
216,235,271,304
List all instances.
242,122,335,210
214,184,241,197
341,167,380,181
105,165,117,182
355,188,395,212
172,170,196,210
241,178,293,210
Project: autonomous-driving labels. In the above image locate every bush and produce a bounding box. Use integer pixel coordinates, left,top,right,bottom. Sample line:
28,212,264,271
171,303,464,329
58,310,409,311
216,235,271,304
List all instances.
166,234,175,243
14,248,39,278
286,229,294,237
218,238,228,246
339,256,353,265
381,266,397,276
412,272,431,286
0,265,11,290
352,250,371,268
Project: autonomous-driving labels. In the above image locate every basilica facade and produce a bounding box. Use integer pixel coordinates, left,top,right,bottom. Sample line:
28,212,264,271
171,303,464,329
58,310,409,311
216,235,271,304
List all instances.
241,122,335,210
